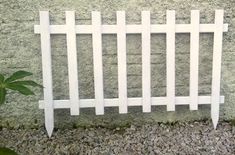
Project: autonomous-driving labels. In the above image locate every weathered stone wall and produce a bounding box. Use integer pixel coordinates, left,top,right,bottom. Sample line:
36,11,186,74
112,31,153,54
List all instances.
0,0,235,129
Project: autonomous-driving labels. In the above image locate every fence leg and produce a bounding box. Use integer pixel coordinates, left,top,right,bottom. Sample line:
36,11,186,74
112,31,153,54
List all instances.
211,10,224,129
40,11,54,137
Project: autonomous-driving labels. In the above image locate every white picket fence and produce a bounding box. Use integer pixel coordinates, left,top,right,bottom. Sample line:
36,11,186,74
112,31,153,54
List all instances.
34,10,228,137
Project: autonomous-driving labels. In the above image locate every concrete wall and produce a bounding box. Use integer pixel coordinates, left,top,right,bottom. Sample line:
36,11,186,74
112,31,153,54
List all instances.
0,0,235,129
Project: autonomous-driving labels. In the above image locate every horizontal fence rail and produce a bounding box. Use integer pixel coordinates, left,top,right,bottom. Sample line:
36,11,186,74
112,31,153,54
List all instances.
34,10,228,137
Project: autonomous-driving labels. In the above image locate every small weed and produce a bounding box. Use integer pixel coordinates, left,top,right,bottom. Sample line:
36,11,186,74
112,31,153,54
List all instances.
229,119,235,126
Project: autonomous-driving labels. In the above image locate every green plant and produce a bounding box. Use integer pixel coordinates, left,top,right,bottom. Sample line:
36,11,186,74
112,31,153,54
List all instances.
0,147,18,155
0,70,43,105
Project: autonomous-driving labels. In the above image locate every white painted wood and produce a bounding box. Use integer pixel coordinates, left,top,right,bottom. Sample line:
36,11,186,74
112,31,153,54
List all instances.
35,10,228,136
39,96,225,109
190,10,200,110
166,10,176,111
141,11,151,112
66,11,80,115
39,11,54,137
92,11,104,115
211,10,224,129
34,24,228,34
117,11,128,113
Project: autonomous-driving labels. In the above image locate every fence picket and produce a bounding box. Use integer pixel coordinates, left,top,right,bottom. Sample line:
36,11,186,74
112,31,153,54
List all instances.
190,10,200,110
39,11,54,137
211,10,224,128
166,10,176,111
142,11,151,112
92,11,104,115
66,11,80,115
117,11,128,113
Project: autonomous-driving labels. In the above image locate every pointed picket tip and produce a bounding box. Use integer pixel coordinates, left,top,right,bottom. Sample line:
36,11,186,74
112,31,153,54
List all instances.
212,117,218,129
46,124,54,138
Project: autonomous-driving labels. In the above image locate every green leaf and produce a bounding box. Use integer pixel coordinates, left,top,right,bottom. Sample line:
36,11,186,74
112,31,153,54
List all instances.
0,88,6,105
5,71,33,83
0,147,18,155
9,80,43,88
0,74,4,83
6,84,35,96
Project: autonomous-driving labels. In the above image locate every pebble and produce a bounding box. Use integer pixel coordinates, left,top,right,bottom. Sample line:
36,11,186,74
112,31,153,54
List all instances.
0,120,235,154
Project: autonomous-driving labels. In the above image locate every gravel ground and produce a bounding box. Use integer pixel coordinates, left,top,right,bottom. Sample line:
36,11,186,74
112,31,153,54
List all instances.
0,120,235,155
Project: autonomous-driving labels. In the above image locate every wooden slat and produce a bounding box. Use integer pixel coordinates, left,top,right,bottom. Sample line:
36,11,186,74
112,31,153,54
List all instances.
211,10,224,129
117,11,128,113
190,10,200,110
34,24,228,34
66,11,80,115
92,11,104,115
39,96,225,109
39,11,54,137
166,10,176,111
141,11,151,112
